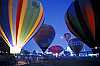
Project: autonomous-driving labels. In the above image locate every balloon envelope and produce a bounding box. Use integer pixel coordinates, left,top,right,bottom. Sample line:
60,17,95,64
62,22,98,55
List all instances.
65,0,100,48
48,45,63,54
34,24,55,52
64,33,71,42
68,38,83,56
0,0,44,53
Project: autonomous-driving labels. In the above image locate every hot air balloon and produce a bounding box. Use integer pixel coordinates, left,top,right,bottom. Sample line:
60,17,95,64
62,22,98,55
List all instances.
65,0,100,51
0,0,44,54
48,45,63,54
34,24,55,52
68,38,83,56
64,33,71,42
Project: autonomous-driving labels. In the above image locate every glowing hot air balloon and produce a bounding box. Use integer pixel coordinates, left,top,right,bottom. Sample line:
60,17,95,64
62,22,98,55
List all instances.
0,0,44,54
65,0,100,50
34,24,55,52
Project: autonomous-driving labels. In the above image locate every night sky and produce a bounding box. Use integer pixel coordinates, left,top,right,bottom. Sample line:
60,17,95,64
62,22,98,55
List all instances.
22,0,91,53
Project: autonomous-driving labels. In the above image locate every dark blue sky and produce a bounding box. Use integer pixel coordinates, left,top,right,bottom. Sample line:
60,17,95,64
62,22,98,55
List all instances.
23,0,91,53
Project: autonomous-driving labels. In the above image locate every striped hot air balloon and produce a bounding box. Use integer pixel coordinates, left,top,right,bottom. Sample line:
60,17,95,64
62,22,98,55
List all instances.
0,0,44,54
65,0,100,50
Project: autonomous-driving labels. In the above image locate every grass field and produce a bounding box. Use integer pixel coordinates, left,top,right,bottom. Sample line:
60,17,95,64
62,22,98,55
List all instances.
0,55,100,66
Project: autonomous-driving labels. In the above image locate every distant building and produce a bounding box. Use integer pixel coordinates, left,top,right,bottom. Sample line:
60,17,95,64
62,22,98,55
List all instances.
0,37,10,54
